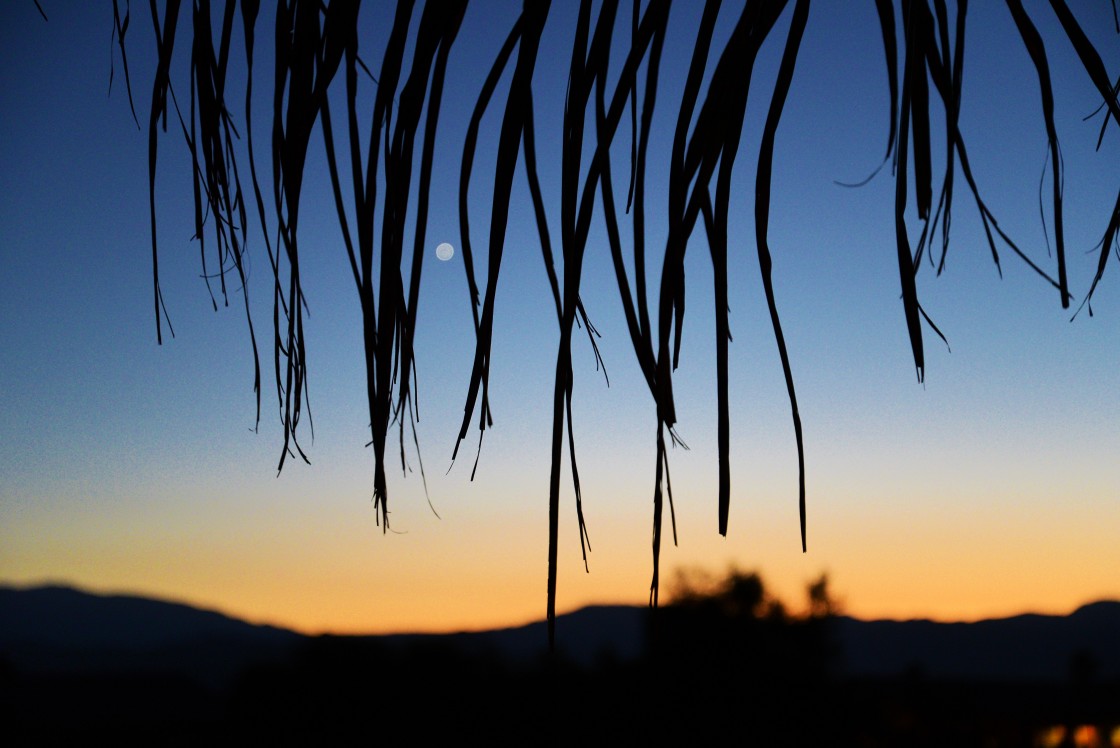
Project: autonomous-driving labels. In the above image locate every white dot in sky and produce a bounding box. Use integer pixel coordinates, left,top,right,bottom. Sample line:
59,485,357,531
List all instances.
435,242,455,261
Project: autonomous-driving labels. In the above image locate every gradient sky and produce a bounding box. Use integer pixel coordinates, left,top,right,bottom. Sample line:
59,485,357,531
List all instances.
1,1,1117,635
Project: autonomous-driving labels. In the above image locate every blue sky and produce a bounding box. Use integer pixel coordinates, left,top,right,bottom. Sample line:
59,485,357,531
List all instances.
1,1,1117,633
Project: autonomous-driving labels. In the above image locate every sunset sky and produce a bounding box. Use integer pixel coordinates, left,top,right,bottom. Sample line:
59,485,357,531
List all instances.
2,1,1117,635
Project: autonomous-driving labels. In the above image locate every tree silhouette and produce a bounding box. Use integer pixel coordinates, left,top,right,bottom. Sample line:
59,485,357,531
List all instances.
113,0,1119,646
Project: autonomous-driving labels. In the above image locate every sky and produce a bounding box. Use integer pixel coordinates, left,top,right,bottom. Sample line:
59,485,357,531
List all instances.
1,1,1117,635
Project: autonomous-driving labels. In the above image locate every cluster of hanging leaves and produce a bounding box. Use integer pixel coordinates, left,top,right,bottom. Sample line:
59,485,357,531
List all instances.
117,0,1118,646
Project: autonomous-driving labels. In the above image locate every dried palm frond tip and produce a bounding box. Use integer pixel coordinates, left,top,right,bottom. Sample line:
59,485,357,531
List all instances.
116,0,1118,648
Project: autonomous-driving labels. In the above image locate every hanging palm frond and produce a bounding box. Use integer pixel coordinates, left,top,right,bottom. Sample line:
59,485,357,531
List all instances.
119,0,1118,647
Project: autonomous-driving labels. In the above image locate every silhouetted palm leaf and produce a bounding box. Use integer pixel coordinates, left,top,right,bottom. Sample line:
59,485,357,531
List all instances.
118,0,1117,648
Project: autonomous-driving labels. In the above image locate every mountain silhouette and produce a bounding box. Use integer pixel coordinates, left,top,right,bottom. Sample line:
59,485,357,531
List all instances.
0,585,299,690
3,585,1118,682
0,585,297,650
834,601,1120,682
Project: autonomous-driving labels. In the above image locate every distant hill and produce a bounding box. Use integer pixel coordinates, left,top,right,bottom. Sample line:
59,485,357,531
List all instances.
834,601,1120,682
2,584,1117,683
380,604,648,667
0,585,298,650
0,585,301,688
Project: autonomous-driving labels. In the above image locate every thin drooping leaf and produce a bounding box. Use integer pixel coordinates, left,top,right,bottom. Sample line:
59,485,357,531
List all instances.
631,10,665,367
1007,0,1068,308
368,0,468,527
111,0,140,129
905,0,934,222
755,0,810,551
600,5,667,397
894,0,925,382
1087,74,1120,150
457,17,523,331
452,0,553,634
625,0,638,213
454,4,548,468
1047,0,1120,265
874,0,899,164
954,136,1071,300
271,0,329,473
935,0,967,273
554,0,679,640
522,101,563,322
654,0,792,591
241,0,294,434
1048,0,1120,124
701,183,732,539
835,0,899,188
547,0,599,651
393,0,468,495
183,0,262,429
1075,188,1120,318
148,0,182,345
643,0,722,602
596,0,673,608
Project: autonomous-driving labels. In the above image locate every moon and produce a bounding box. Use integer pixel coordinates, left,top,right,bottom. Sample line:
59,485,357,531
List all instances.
435,242,454,261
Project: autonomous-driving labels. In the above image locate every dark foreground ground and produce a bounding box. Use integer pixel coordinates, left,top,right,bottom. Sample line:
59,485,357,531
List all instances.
2,586,1118,746
6,642,1117,746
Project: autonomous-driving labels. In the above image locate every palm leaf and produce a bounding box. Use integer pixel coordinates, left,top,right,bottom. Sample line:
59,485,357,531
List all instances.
119,0,1120,652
